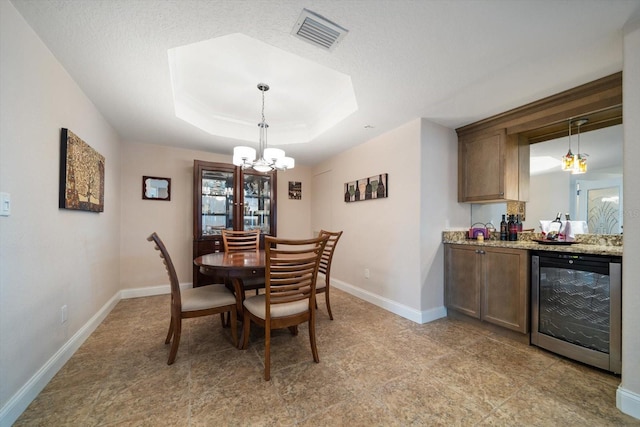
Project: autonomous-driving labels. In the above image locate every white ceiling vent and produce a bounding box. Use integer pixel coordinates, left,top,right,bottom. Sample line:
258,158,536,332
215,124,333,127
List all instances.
291,9,348,51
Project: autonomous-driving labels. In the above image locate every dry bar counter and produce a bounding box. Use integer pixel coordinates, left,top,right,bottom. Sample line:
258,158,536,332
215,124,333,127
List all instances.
442,230,623,373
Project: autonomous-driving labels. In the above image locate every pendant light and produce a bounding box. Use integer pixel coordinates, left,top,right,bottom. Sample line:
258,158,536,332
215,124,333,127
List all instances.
572,118,588,175
233,83,295,172
561,119,575,171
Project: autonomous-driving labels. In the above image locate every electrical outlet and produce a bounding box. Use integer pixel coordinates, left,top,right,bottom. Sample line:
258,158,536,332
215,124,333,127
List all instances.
364,268,370,279
0,192,10,216
61,305,68,324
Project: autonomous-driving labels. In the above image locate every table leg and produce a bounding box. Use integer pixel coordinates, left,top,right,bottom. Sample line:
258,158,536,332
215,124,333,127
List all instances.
231,277,246,349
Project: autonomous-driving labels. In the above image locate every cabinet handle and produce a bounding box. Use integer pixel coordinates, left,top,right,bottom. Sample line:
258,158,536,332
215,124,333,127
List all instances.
476,249,485,254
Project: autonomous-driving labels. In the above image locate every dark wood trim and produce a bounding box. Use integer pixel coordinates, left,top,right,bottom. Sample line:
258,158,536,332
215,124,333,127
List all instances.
456,72,622,140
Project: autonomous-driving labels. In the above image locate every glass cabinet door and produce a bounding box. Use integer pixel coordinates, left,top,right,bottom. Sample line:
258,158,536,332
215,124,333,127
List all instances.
242,172,273,235
200,169,234,237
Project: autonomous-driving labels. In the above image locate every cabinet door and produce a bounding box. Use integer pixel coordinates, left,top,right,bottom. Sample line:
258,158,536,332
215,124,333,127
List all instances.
459,129,505,202
241,170,276,237
445,245,481,319
194,161,236,239
482,247,529,333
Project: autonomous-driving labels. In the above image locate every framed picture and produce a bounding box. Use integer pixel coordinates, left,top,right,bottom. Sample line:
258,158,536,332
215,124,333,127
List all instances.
59,128,105,212
289,181,302,200
142,176,171,201
344,173,388,203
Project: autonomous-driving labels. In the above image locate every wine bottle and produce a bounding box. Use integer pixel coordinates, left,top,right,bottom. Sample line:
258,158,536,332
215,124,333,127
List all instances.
365,178,372,200
508,214,518,241
516,214,523,232
377,174,385,198
354,182,360,201
500,214,508,241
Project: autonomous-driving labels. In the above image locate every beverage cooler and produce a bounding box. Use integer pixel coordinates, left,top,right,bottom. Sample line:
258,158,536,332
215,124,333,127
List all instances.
531,251,622,373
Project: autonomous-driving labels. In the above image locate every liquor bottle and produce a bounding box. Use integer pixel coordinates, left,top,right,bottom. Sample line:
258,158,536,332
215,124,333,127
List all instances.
377,174,385,198
516,214,523,232
500,214,508,241
508,214,518,241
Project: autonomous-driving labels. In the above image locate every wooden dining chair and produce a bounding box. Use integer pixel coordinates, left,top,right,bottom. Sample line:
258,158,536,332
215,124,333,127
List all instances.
316,230,343,320
221,229,260,252
241,234,328,381
221,229,264,295
147,232,237,365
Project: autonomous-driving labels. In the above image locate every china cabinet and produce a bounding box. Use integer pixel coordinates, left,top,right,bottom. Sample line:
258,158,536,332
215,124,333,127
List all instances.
193,160,276,286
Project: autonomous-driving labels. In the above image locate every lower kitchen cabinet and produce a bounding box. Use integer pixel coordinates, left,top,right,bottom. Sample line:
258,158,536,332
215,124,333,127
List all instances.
445,244,530,333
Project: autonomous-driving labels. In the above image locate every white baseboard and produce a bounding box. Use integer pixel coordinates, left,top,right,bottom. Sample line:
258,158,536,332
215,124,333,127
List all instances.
617,386,640,420
119,282,191,299
331,279,446,324
0,292,120,427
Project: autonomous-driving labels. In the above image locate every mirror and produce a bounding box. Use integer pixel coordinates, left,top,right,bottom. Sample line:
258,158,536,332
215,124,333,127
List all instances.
142,176,171,201
527,124,623,233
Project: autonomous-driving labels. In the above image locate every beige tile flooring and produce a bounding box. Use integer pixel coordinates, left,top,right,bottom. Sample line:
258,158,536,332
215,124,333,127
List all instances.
16,289,639,426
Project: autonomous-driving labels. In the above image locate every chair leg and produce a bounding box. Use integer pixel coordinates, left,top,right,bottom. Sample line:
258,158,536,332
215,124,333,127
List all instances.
167,317,182,365
229,308,238,348
325,288,334,320
241,310,251,350
309,313,320,363
288,325,299,335
220,312,230,328
165,316,174,344
264,325,271,381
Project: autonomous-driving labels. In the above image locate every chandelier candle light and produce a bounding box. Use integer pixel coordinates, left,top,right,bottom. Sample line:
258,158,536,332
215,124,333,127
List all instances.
233,83,295,172
561,118,588,174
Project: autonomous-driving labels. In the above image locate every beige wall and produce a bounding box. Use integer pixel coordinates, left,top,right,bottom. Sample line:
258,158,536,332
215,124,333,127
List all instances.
619,15,640,418
0,0,122,413
310,118,467,320
119,141,312,290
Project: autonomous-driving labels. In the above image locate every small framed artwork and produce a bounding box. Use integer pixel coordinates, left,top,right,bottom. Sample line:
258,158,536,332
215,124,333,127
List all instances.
345,173,388,203
59,128,105,212
289,181,302,200
142,176,171,201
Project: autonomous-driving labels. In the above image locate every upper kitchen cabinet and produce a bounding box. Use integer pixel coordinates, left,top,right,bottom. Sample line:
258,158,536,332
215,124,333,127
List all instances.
456,72,622,204
193,159,276,286
458,128,526,202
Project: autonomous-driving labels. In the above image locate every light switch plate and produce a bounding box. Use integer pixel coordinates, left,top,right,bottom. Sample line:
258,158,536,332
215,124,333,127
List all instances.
0,192,10,216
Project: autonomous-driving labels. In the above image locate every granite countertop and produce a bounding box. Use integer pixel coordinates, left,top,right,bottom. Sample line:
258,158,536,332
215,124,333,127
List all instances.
442,231,623,256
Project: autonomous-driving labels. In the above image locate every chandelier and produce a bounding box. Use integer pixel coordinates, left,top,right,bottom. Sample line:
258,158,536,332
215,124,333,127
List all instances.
561,118,588,174
233,83,295,173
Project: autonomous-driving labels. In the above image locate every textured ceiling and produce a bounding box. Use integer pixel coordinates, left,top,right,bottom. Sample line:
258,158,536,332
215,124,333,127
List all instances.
9,0,640,166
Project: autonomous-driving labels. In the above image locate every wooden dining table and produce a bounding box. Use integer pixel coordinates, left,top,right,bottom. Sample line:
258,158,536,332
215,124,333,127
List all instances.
193,250,266,315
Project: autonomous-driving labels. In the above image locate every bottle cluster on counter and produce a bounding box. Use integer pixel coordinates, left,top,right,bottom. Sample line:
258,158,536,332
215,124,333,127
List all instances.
500,214,522,241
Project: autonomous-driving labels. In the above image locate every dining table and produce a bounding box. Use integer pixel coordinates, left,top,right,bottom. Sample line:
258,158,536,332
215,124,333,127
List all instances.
193,249,266,316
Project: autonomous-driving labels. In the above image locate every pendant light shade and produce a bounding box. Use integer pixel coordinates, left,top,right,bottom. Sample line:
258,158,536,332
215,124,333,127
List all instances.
232,83,295,172
561,118,588,174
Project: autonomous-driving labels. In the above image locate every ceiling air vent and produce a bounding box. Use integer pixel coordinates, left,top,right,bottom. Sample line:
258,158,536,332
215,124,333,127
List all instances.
291,9,348,51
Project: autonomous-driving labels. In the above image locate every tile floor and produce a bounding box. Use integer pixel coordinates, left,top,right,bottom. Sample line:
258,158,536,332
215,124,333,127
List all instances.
15,289,640,426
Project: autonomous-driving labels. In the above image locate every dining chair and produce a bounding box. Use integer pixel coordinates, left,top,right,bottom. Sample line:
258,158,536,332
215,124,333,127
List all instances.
147,232,237,365
221,229,264,295
316,229,343,320
221,229,260,252
241,234,328,381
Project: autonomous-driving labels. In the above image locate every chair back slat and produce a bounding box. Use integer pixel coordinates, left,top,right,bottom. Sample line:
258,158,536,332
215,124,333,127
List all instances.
222,229,260,252
318,230,343,275
264,236,328,310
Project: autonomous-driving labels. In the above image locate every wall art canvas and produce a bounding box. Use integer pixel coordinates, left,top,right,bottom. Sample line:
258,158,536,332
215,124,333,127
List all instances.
289,181,302,199
344,173,388,203
59,128,105,212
